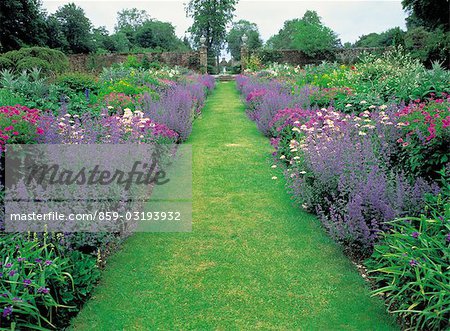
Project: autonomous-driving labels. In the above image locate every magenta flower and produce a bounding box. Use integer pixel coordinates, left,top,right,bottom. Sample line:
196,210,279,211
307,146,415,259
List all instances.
411,232,419,239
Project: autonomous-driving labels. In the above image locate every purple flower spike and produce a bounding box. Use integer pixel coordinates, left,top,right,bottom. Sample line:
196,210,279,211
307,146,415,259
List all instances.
4,263,12,268
411,231,419,239
17,257,26,262
446,233,450,243
8,270,16,277
37,287,49,294
23,279,32,286
2,306,13,318
44,260,53,266
409,259,419,267
35,258,42,264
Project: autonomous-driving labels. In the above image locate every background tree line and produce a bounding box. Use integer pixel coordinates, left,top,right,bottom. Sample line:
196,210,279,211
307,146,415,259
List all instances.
0,0,448,69
0,1,190,54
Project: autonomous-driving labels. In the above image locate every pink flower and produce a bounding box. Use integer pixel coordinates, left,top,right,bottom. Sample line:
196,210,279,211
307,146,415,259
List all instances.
4,126,13,131
443,116,450,129
36,127,44,135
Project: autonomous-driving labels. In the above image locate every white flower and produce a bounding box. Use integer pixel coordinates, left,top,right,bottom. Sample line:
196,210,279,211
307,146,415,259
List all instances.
107,106,114,110
271,176,278,180
369,105,376,109
292,127,301,133
358,131,367,136
290,148,298,152
64,114,71,117
301,203,308,209
345,104,352,108
300,125,308,130
271,165,277,169
379,105,387,110
360,100,367,104
280,155,286,160
293,156,300,160
299,170,306,174
293,120,300,124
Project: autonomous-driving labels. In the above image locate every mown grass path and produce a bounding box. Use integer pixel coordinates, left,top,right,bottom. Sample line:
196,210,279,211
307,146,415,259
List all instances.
71,82,396,330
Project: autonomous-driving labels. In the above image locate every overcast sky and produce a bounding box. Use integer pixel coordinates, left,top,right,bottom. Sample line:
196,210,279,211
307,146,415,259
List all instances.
42,0,408,44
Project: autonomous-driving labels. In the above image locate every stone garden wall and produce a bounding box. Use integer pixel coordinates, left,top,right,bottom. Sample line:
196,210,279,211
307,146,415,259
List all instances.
69,51,201,73
253,47,388,67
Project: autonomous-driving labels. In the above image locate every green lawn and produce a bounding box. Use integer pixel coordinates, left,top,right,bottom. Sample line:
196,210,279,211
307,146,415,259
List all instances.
71,81,397,330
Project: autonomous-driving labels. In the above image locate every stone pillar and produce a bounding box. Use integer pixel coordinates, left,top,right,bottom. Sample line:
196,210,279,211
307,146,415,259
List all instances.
240,45,248,73
199,45,207,74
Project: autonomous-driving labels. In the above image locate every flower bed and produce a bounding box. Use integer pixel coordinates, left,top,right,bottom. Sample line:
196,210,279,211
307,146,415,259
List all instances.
0,64,214,329
237,50,449,329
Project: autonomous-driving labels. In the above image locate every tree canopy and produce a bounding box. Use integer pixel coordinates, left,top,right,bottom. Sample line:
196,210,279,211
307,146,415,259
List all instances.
185,0,238,58
266,10,340,56
402,0,449,30
0,0,47,52
227,20,262,60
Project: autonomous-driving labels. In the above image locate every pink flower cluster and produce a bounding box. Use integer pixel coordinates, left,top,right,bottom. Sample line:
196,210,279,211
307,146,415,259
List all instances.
0,105,43,152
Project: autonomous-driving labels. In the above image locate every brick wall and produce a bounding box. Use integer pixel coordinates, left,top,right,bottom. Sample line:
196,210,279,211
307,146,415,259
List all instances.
69,51,201,73
254,47,388,67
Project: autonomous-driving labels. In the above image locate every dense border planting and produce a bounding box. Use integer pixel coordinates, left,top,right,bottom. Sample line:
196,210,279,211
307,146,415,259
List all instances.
237,50,449,329
0,61,214,329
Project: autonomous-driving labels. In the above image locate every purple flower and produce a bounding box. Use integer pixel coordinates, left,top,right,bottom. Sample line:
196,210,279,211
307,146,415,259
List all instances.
0,273,3,277
44,260,53,266
37,287,49,294
8,270,16,277
411,231,420,238
17,257,26,262
34,258,42,264
4,263,12,268
1,293,8,298
446,233,450,243
23,279,32,286
409,259,419,267
12,297,22,302
2,306,12,318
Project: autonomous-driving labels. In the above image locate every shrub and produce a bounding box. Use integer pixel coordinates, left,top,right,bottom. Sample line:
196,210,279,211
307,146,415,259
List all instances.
1,47,69,75
367,185,450,330
16,58,51,74
0,57,13,71
56,72,99,94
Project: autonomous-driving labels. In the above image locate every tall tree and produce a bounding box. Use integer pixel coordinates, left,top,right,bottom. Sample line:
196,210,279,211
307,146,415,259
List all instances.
267,10,340,57
185,0,238,67
51,3,93,53
227,20,262,60
0,0,47,52
135,20,187,51
402,0,449,30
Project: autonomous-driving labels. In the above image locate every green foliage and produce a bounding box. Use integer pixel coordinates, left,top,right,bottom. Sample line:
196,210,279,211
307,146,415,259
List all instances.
0,57,13,71
402,0,449,30
0,233,101,329
16,58,51,73
355,27,405,48
50,3,94,54
185,0,238,58
267,10,340,57
56,72,99,94
0,88,26,106
0,0,48,52
367,186,450,331
227,20,263,60
0,47,69,74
